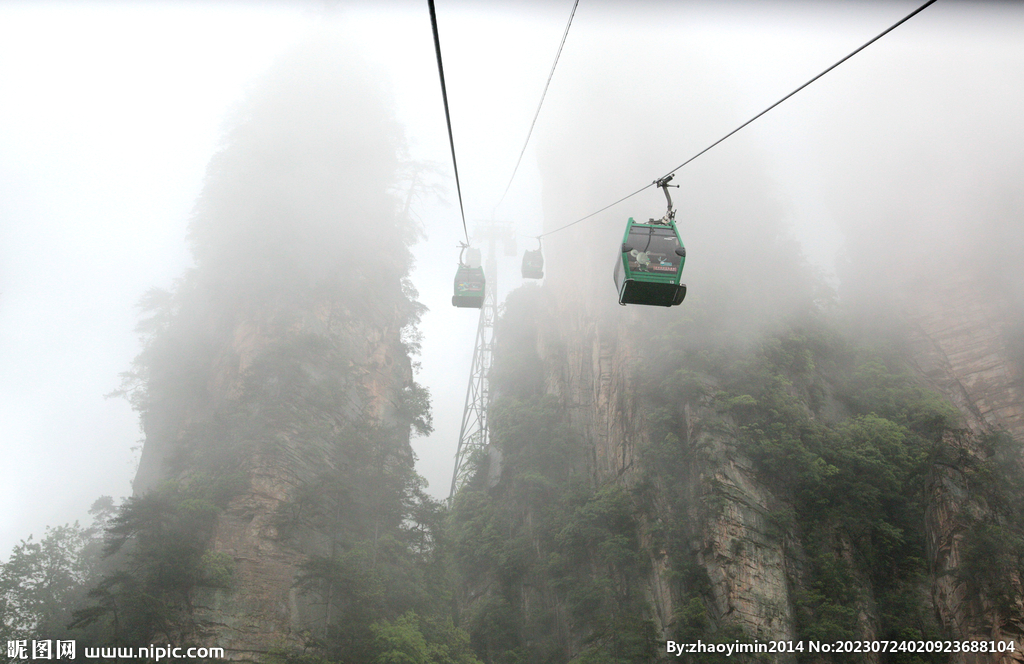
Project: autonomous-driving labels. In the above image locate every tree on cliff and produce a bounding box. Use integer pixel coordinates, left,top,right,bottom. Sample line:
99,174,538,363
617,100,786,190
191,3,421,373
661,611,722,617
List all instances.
0,498,115,650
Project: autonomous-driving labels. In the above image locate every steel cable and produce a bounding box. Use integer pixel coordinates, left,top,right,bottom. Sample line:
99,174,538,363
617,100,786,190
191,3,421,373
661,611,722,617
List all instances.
496,0,581,211
428,0,470,243
540,0,937,239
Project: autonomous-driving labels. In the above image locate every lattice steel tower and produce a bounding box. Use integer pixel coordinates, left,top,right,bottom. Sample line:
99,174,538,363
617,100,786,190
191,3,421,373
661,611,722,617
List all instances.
449,222,514,500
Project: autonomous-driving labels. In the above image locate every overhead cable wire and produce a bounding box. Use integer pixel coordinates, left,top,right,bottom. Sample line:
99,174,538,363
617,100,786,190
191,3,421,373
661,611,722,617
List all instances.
654,0,936,182
540,0,937,239
428,0,470,243
496,0,581,210
537,182,655,238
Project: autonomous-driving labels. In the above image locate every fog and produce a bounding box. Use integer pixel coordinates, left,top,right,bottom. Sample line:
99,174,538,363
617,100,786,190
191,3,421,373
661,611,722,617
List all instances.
2,0,1022,556
536,1,1024,323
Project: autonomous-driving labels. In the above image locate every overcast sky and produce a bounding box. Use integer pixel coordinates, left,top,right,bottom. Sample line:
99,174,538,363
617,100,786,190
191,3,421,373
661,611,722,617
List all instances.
2,0,1021,556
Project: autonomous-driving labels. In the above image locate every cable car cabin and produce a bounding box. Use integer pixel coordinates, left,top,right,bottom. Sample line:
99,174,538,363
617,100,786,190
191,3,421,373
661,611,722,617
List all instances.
614,217,686,307
521,249,544,279
453,265,485,308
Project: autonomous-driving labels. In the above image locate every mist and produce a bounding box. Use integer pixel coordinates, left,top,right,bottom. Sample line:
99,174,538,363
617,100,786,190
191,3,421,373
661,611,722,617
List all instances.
533,1,1024,337
3,0,1023,563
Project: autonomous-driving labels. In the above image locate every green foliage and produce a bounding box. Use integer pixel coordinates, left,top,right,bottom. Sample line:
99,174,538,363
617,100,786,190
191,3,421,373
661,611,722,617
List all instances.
370,612,482,664
844,361,960,439
199,552,234,589
264,396,458,664
67,479,236,646
372,612,432,664
0,498,115,650
399,382,435,438
792,549,860,643
1,525,92,643
453,468,657,663
634,312,960,655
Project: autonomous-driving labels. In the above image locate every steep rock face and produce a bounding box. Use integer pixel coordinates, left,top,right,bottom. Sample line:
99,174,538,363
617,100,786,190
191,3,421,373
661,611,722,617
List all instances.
116,41,428,662
535,297,801,650
132,304,416,660
193,450,306,658
518,271,1023,659
540,308,643,483
903,273,1024,441
691,438,797,646
902,272,1024,663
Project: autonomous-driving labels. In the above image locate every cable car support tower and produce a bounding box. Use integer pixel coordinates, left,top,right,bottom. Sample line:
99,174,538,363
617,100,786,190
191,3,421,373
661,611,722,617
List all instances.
448,221,514,500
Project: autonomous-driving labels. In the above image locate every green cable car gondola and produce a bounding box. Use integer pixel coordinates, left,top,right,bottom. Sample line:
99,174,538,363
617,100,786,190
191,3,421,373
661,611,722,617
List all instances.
521,238,544,279
453,245,485,308
613,176,687,307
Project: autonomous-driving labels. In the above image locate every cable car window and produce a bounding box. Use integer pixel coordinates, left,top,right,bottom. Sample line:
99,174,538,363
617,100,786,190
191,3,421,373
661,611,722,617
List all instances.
625,226,681,273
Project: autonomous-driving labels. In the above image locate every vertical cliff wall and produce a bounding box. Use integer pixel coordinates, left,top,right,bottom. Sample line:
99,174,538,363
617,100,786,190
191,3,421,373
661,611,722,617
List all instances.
456,73,1024,660
484,240,1024,661
469,268,1022,662
470,26,1024,659
903,273,1024,442
503,209,1024,660
536,304,801,646
902,271,1024,662
160,311,416,659
119,41,434,661
532,292,806,651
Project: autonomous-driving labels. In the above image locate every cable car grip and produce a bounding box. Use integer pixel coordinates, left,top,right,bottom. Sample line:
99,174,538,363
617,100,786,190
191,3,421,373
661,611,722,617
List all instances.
652,174,679,225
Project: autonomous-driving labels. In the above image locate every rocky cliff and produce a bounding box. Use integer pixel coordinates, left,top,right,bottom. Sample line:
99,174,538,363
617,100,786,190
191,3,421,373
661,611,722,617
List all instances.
534,293,806,654
457,261,1023,662
118,41,438,661
129,308,417,659
904,271,1024,663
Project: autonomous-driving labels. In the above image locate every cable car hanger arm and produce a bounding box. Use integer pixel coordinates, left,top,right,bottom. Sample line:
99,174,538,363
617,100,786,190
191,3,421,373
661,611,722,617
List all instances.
653,174,679,224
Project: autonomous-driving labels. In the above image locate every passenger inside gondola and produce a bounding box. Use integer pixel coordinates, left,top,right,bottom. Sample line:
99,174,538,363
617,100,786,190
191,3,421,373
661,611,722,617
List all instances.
624,225,682,273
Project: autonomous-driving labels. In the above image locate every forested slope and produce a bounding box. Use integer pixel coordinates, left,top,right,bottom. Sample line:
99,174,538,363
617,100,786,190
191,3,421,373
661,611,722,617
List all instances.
441,32,1024,662
449,282,1024,664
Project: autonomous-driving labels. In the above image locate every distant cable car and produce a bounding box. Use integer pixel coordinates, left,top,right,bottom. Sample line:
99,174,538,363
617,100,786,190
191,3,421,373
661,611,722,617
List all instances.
521,238,544,279
453,244,485,308
613,176,686,307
